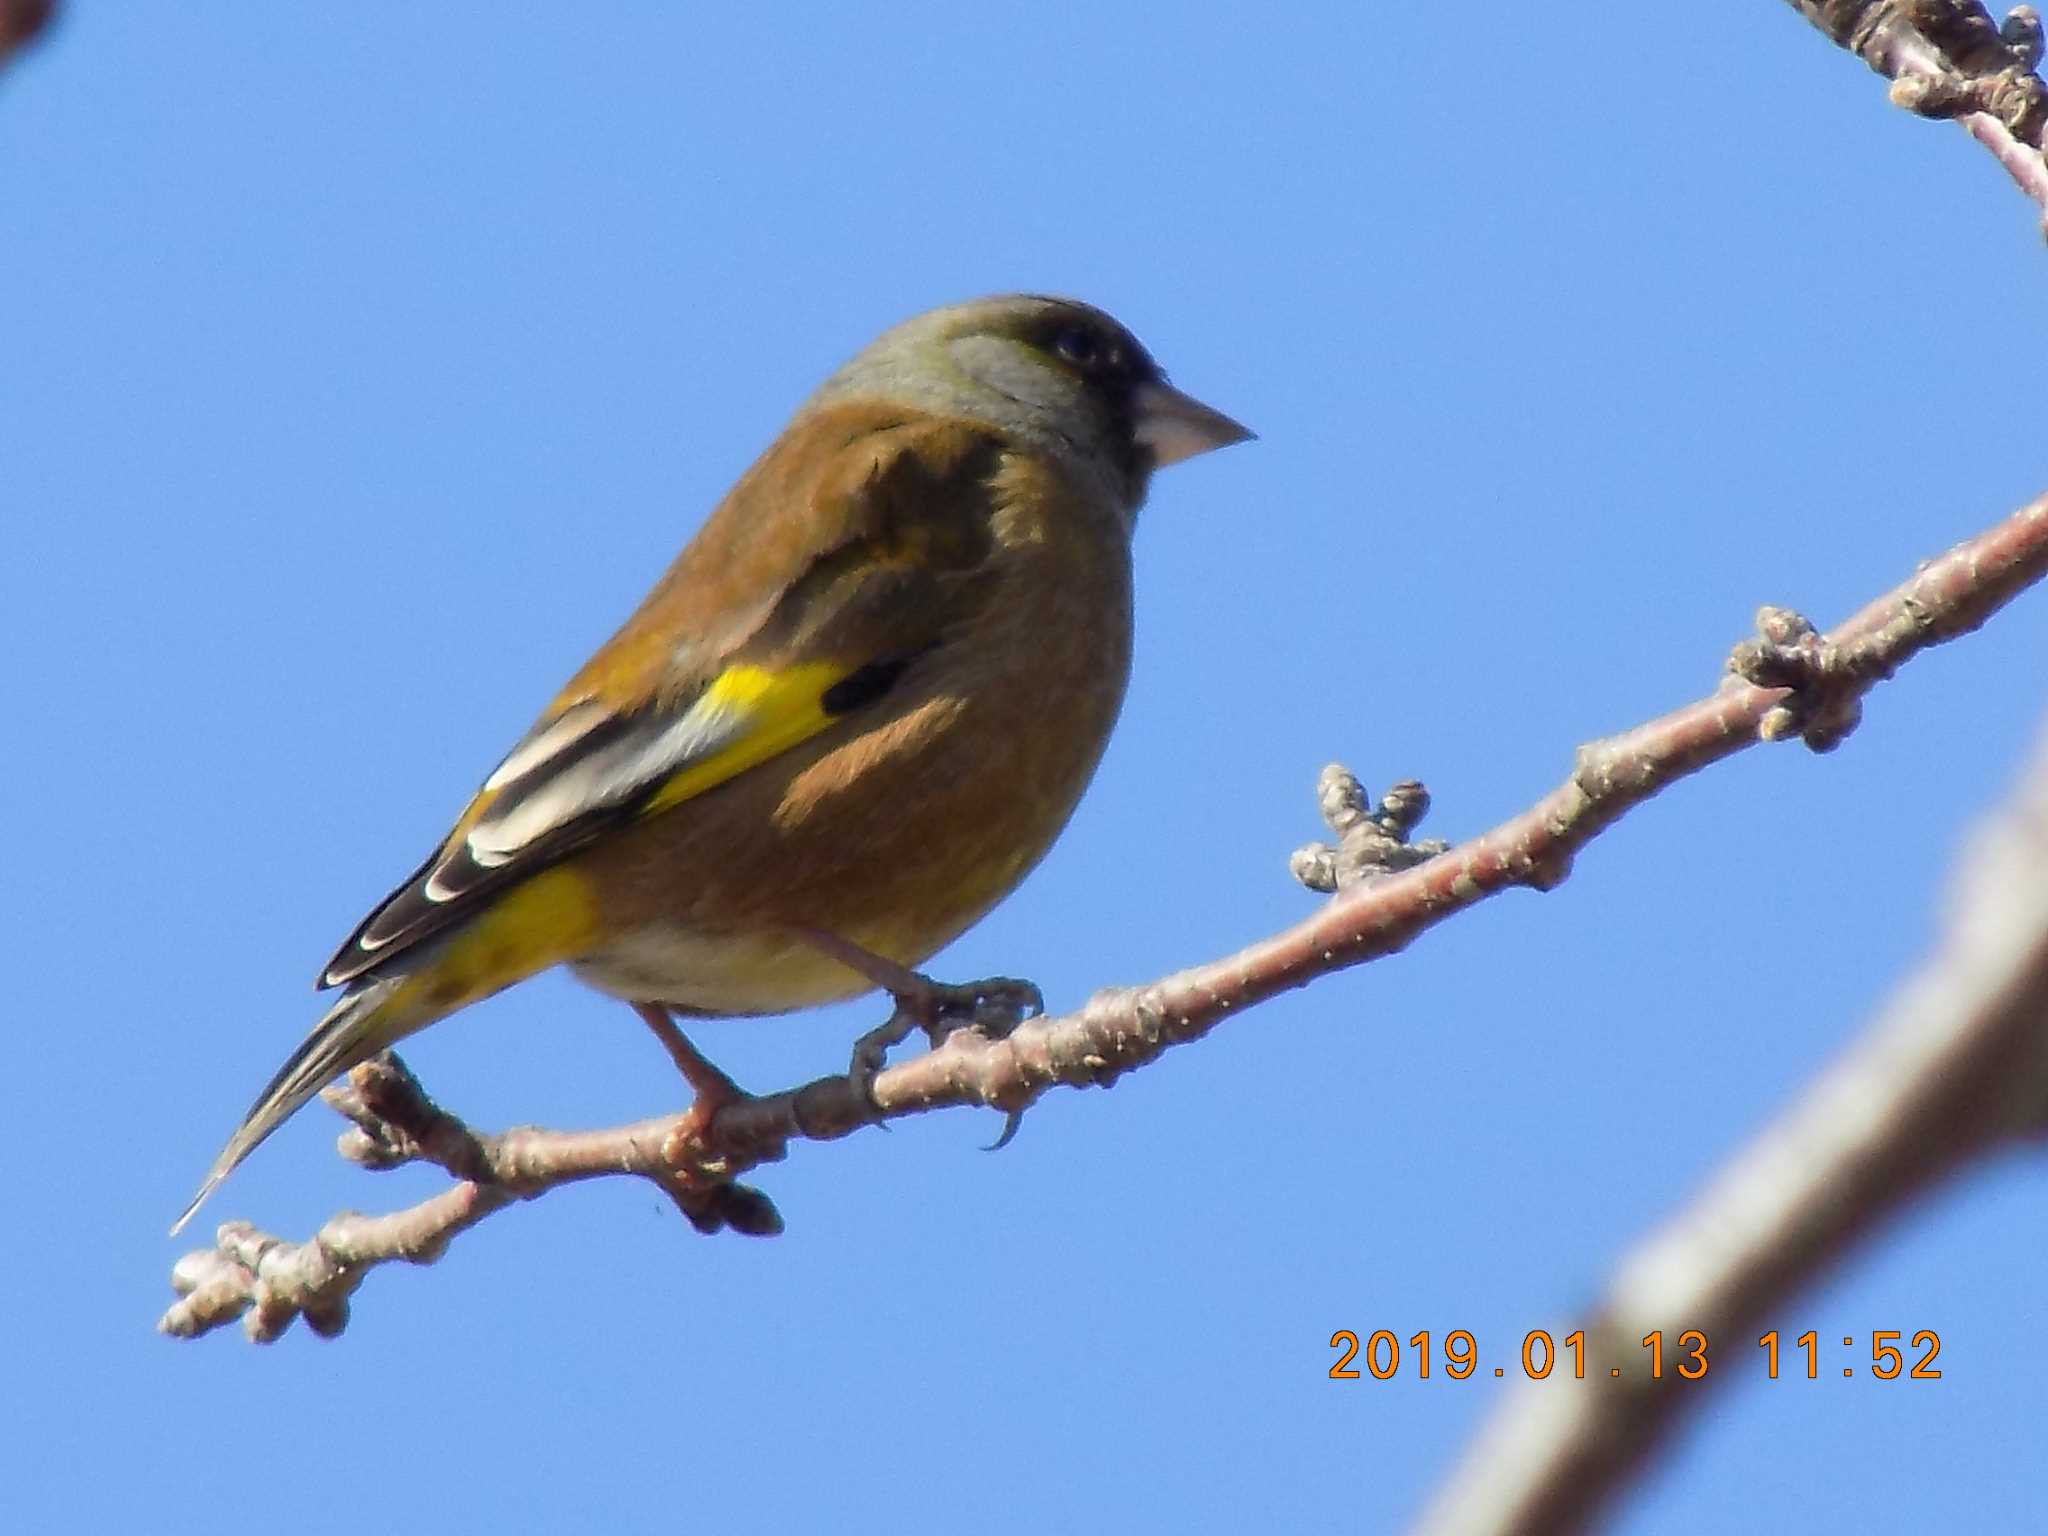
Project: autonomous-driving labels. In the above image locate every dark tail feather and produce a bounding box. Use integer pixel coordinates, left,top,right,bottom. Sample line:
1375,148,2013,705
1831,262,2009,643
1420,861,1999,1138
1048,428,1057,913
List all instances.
171,976,411,1235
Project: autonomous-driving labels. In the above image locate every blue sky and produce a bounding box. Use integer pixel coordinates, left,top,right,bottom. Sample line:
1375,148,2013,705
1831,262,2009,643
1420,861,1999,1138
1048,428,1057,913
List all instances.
5,6,2045,1532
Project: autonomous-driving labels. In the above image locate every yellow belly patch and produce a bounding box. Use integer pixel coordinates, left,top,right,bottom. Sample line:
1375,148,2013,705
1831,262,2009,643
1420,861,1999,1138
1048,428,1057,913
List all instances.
397,864,601,1013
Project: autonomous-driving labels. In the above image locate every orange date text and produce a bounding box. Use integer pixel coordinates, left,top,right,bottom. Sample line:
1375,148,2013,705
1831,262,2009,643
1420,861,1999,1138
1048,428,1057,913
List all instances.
1326,1329,1942,1381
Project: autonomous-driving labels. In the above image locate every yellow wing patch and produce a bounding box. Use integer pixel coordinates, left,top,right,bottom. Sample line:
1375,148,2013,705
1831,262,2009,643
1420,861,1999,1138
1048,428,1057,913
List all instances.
642,660,851,815
324,661,859,995
393,661,847,1008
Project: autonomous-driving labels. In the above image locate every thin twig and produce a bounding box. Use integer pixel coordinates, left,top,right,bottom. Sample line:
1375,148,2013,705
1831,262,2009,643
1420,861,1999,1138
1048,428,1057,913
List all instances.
162,491,2048,1343
1783,0,2048,224
0,0,53,69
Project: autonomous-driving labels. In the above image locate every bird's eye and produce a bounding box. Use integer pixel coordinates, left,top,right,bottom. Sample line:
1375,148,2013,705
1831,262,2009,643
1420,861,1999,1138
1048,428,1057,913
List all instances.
1052,327,1101,367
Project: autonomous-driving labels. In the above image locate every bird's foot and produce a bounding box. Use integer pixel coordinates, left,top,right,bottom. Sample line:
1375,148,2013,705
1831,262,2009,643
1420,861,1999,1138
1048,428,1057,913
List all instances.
901,973,1046,1043
792,925,1044,1101
632,1002,750,1155
845,973,1044,1106
629,1002,783,1237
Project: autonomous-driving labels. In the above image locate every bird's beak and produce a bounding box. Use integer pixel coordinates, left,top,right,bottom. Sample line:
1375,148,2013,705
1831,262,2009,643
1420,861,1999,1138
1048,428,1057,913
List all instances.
1132,380,1255,467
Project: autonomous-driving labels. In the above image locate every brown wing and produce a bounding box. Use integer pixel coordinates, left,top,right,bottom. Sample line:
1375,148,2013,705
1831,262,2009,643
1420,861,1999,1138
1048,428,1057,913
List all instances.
318,406,1008,988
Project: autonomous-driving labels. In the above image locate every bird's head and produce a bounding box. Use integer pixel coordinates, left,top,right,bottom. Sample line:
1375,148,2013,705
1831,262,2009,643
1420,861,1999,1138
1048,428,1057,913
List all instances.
814,294,1253,507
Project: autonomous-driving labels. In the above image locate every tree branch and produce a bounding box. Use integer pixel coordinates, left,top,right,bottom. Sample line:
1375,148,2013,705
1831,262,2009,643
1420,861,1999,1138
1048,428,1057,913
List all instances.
0,0,53,70
162,490,2048,1343
1784,0,2048,224
1406,698,2048,1536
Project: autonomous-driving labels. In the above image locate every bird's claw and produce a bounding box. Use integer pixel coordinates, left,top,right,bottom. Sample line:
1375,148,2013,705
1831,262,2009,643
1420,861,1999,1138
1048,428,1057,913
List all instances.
983,1107,1027,1152
913,975,1044,1044
846,1008,920,1110
844,973,1044,1111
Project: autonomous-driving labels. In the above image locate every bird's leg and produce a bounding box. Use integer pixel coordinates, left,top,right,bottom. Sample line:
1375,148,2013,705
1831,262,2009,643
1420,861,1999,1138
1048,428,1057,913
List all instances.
626,1003,788,1239
631,1001,749,1149
795,928,1044,1095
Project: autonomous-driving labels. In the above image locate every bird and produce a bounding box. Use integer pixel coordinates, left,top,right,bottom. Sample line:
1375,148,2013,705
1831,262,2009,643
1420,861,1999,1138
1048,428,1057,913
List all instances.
174,294,1252,1234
